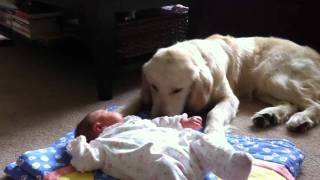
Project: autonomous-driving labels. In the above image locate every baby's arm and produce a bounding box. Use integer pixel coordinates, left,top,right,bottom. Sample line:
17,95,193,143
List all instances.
66,135,105,172
151,113,202,129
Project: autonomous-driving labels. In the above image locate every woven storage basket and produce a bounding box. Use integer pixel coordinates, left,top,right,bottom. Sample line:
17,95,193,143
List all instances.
116,4,188,63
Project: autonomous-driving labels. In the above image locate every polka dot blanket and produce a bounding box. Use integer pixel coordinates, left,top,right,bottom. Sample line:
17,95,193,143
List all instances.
4,105,304,180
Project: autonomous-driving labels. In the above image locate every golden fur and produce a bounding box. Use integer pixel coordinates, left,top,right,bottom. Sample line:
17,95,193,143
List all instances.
122,34,320,134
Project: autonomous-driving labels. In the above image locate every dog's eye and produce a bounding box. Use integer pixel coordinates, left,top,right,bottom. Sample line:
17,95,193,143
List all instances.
171,88,183,95
151,84,158,92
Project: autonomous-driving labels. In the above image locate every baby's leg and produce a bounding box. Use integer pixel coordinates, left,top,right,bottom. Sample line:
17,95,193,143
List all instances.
190,135,252,180
148,157,188,180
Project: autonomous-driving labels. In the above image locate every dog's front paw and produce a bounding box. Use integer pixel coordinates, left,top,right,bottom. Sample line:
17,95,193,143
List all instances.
286,113,314,132
251,112,276,128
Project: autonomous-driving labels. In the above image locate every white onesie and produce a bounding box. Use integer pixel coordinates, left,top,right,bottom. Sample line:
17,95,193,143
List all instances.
67,114,252,180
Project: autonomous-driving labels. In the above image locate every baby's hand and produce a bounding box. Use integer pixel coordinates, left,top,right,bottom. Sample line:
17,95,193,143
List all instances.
181,116,203,129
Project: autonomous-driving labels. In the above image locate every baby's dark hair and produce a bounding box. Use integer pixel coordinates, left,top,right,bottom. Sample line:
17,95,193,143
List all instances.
75,115,95,142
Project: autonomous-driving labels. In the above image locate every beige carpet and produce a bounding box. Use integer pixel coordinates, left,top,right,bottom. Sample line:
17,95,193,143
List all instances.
0,44,319,179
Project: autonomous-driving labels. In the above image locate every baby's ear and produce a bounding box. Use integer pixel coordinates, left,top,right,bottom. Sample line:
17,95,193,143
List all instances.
93,122,104,133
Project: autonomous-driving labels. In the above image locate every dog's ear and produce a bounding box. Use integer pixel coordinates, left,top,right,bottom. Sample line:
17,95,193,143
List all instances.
141,71,152,105
187,65,213,111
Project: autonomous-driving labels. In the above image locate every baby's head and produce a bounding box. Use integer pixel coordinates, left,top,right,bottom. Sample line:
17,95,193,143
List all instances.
75,109,123,142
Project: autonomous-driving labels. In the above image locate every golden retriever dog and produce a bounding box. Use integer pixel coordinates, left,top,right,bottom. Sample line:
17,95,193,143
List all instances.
123,34,320,134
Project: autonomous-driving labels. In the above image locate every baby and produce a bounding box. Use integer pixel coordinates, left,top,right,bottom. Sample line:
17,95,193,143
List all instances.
74,109,203,142
67,110,253,180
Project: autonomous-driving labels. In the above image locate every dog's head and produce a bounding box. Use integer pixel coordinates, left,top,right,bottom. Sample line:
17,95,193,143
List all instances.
142,41,218,117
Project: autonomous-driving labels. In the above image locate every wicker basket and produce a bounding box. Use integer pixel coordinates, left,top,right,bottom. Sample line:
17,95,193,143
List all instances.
116,4,188,63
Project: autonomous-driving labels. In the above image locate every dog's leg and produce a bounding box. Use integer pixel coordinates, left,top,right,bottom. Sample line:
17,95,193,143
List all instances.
205,80,239,136
252,95,298,128
205,95,239,138
252,103,298,128
286,103,320,132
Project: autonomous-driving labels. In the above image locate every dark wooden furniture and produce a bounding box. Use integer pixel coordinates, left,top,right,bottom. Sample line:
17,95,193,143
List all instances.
79,0,187,100
188,0,320,51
